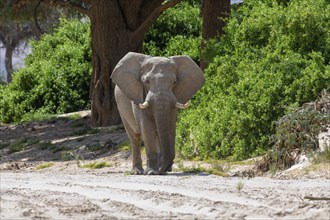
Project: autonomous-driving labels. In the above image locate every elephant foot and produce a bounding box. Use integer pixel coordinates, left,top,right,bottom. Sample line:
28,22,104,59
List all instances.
159,163,173,174
158,170,167,175
130,167,144,175
144,167,159,175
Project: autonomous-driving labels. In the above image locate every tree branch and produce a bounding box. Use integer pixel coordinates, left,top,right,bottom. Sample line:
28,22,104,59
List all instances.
304,196,330,201
130,0,183,49
82,0,91,4
48,0,91,16
34,0,44,35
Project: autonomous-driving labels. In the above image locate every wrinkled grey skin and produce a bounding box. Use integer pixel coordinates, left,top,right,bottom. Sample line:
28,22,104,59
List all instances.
111,52,205,175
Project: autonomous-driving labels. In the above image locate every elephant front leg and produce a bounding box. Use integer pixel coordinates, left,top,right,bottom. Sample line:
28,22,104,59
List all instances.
144,139,160,175
122,119,143,175
138,111,161,175
131,136,143,175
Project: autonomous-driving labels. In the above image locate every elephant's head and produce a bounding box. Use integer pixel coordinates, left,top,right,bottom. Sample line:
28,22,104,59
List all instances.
111,52,205,173
111,52,205,110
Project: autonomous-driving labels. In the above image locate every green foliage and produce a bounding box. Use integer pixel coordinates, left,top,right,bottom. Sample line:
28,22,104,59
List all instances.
236,180,244,192
60,150,83,161
116,141,131,152
20,111,57,123
0,76,5,85
51,145,66,153
71,127,99,136
60,150,73,161
7,137,38,153
35,162,54,170
39,141,54,150
8,139,27,153
143,1,201,61
86,142,103,152
81,161,112,169
0,18,91,123
0,142,10,150
177,0,330,160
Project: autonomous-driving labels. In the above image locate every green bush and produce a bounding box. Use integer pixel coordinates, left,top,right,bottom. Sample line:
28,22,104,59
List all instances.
177,0,330,160
269,108,330,170
0,18,91,123
143,1,201,61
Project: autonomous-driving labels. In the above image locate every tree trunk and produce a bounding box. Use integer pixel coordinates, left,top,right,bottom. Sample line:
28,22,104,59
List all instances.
5,45,14,83
201,0,230,70
89,1,141,126
88,0,178,127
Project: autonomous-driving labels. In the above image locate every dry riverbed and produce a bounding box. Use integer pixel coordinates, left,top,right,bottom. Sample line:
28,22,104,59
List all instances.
0,111,329,219
1,170,330,220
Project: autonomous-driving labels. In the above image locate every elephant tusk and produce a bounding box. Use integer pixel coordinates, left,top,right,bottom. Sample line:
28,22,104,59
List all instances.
139,100,149,109
175,101,191,109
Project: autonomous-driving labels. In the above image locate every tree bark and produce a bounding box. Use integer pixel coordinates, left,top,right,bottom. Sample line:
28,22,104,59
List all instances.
88,0,182,126
201,0,230,70
89,1,128,126
0,19,42,83
4,45,14,83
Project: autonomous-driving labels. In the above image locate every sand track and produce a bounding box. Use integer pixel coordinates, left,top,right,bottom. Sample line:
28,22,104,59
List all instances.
1,112,329,219
1,171,329,219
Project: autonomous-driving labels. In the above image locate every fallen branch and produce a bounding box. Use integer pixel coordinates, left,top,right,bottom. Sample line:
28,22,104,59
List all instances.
304,196,330,201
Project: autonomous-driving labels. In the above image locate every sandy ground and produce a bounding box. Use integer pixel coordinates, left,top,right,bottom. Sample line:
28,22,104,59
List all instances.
1,110,330,219
1,170,329,220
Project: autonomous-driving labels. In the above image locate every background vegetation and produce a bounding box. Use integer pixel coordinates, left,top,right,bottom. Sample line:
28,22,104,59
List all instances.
0,18,91,123
0,0,329,162
143,0,201,61
176,0,330,160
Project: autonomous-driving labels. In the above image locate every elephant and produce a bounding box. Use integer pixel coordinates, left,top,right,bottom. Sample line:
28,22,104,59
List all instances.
111,52,205,175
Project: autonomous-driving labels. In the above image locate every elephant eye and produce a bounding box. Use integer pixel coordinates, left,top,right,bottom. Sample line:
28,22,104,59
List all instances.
142,75,150,85
144,79,150,86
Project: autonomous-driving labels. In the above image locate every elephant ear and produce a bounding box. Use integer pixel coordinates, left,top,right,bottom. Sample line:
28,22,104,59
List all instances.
111,52,149,104
171,55,205,103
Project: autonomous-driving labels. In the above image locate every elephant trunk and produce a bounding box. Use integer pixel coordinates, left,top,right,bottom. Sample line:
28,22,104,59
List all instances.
153,95,176,173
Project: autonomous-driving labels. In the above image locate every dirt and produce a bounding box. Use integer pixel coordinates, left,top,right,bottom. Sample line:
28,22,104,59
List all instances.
1,111,330,220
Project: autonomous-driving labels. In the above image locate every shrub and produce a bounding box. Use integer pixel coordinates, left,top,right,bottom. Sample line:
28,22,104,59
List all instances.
176,0,330,160
0,18,91,123
143,0,201,61
266,91,330,170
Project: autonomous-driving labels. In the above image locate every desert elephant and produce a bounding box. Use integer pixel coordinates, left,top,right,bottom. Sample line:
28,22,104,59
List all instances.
111,52,205,175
